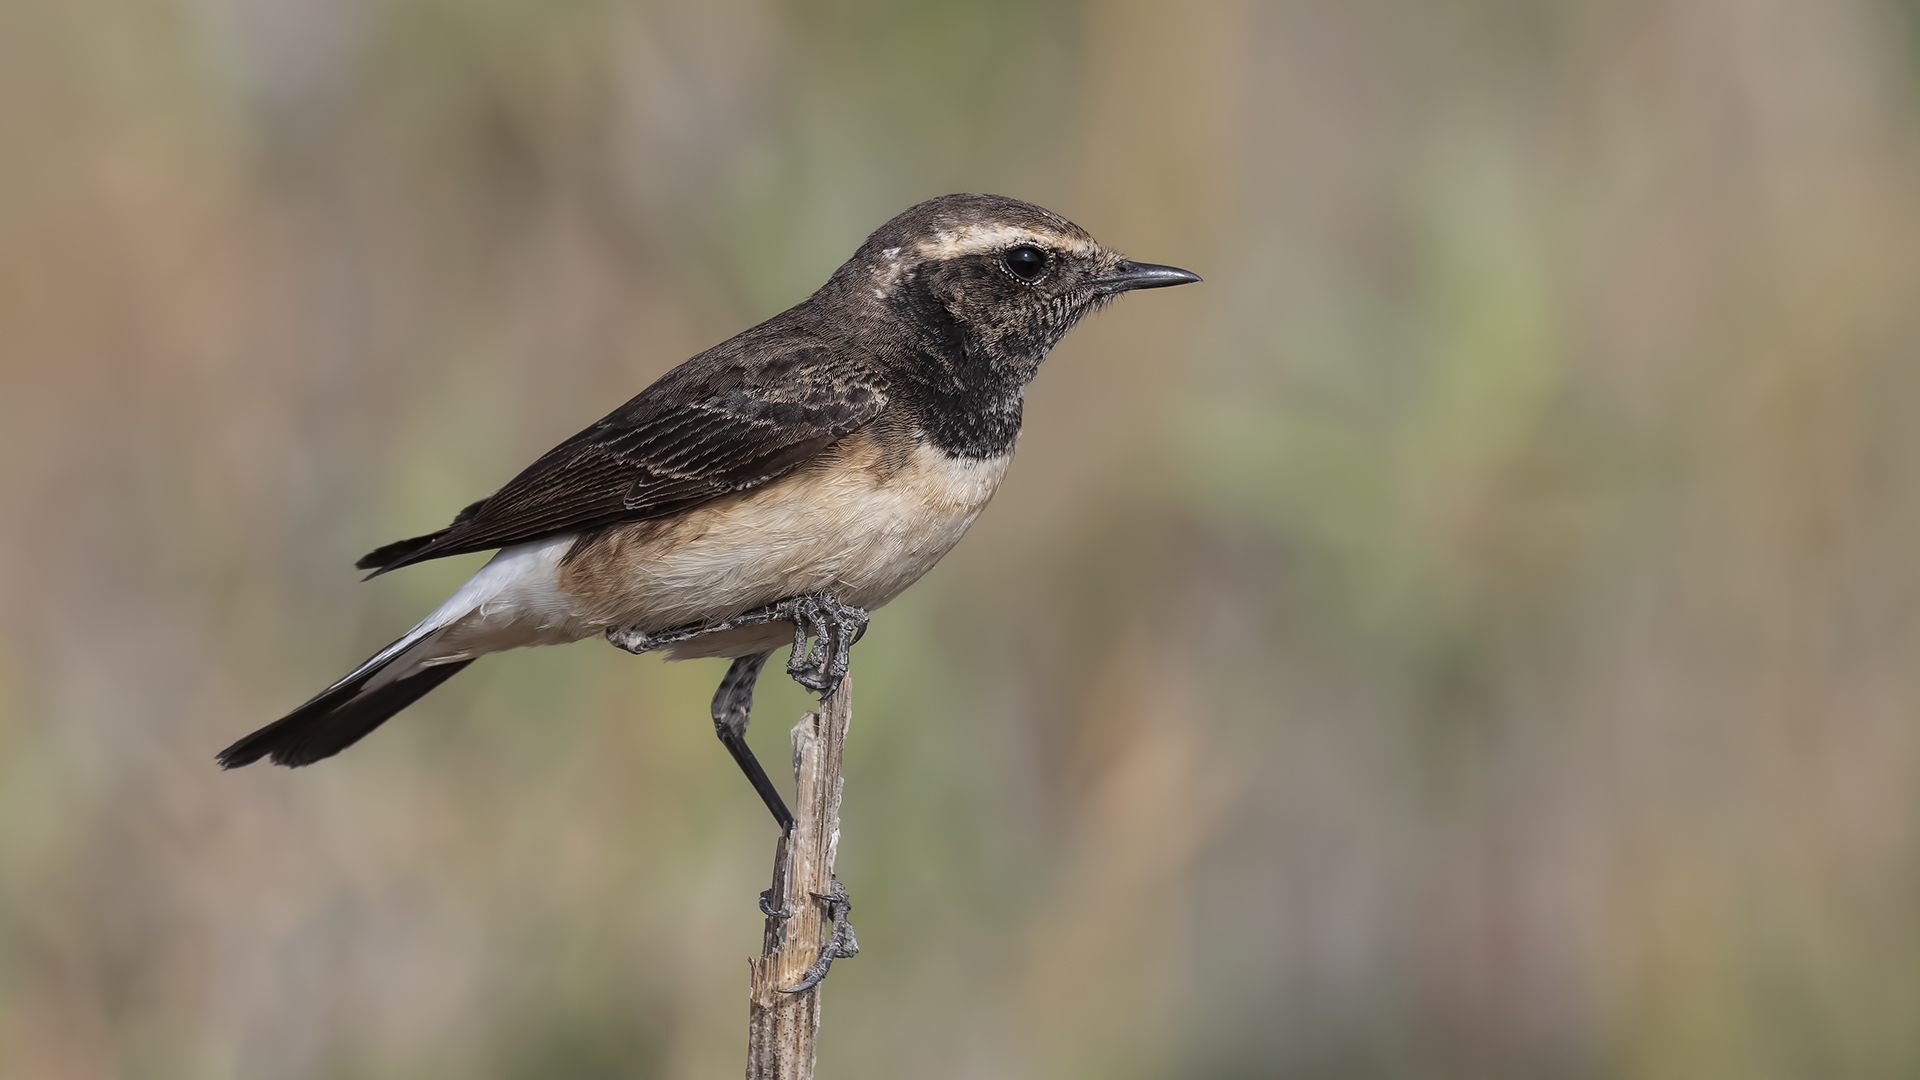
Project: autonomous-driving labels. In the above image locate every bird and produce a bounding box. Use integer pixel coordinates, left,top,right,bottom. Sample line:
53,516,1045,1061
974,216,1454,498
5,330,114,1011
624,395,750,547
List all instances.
219,193,1200,835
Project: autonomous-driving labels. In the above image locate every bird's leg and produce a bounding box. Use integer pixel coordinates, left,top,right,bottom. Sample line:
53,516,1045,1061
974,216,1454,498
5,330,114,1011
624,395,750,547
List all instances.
605,591,868,699
607,628,795,831
710,652,794,833
605,610,863,979
780,877,860,994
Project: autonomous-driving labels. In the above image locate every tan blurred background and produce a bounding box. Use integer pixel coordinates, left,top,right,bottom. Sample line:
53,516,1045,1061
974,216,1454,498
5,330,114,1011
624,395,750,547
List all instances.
4,0,1920,1076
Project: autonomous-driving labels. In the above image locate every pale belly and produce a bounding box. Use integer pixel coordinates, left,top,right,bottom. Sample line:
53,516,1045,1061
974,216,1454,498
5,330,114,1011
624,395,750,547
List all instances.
550,438,1011,655
418,433,1010,664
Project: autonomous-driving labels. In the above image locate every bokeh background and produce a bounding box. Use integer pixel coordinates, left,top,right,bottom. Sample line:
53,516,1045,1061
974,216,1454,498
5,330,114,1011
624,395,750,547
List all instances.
5,0,1920,1076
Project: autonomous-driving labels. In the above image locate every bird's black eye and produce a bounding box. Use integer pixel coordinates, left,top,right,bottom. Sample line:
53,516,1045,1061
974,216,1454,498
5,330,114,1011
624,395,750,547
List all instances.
1002,244,1048,282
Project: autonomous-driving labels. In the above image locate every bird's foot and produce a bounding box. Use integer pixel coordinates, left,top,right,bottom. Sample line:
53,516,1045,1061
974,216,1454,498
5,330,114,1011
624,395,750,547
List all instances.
781,878,860,994
604,622,671,655
606,605,799,655
604,592,865,699
608,592,865,696
780,592,867,697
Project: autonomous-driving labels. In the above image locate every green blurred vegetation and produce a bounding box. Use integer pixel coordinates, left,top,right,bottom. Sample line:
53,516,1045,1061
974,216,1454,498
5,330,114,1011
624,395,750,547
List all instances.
5,0,1920,1077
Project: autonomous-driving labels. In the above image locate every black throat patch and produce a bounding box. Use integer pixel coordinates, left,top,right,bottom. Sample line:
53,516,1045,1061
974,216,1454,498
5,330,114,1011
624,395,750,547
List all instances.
909,377,1025,460
882,285,1040,460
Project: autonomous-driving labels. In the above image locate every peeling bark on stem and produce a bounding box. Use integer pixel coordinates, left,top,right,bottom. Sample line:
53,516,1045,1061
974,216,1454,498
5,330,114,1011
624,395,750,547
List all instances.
745,674,852,1079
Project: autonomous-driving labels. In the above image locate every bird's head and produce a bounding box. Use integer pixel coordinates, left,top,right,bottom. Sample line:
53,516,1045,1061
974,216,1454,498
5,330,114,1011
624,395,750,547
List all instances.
829,193,1200,376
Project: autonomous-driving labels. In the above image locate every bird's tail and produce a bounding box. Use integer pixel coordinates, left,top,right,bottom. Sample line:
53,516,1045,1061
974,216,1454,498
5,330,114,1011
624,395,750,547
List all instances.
222,534,580,769
217,628,471,769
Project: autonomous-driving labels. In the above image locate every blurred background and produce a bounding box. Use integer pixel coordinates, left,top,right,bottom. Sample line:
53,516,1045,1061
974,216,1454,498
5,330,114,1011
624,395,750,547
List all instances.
4,0,1920,1076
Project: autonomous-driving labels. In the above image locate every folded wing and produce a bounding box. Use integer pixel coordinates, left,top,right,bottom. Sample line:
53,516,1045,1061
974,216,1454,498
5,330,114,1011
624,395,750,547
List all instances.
359,329,889,575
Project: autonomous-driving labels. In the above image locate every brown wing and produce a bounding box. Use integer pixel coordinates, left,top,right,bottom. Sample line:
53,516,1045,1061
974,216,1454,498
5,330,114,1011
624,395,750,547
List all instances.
358,334,888,575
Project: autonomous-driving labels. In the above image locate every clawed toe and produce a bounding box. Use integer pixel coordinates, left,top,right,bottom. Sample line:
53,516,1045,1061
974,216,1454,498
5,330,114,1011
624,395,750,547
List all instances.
609,591,866,700
781,593,866,698
780,878,859,994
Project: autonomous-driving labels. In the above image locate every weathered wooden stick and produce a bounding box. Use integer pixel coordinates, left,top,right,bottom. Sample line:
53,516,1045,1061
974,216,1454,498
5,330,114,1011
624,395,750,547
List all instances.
746,674,853,1079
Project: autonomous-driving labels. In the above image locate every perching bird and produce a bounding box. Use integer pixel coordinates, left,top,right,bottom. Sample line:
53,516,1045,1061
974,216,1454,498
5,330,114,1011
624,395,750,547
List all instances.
219,193,1199,834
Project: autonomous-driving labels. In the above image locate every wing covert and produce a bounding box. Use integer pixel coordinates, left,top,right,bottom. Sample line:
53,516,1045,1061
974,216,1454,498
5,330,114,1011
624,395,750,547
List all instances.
358,338,888,574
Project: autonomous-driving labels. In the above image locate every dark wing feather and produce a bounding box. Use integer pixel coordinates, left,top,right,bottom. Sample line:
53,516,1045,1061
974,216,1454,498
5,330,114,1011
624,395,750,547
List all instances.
358,330,888,575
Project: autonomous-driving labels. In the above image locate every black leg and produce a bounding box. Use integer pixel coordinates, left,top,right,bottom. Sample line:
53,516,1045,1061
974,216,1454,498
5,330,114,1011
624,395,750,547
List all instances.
607,608,863,984
711,652,794,832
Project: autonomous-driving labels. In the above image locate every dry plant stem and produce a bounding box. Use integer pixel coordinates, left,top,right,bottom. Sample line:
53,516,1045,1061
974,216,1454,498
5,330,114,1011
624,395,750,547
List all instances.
746,675,851,1080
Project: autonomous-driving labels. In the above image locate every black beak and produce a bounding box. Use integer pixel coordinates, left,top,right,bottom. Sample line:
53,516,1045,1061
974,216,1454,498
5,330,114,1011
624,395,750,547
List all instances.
1096,260,1203,292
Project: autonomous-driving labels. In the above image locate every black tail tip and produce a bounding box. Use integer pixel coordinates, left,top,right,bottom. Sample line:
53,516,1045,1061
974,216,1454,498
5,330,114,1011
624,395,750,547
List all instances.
355,534,439,573
216,657,475,773
216,737,261,764
215,738,272,770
